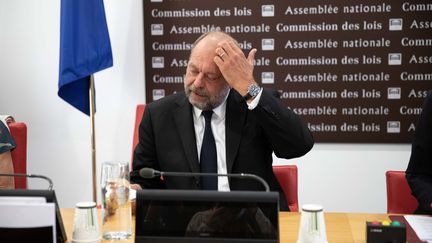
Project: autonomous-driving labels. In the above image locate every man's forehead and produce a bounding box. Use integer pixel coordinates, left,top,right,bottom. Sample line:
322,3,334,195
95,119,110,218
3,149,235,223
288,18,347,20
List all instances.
188,47,217,68
190,40,217,58
187,59,221,75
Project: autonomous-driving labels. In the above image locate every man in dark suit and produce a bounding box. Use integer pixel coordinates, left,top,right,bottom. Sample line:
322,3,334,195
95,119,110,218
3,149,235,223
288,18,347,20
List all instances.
130,31,314,210
406,90,432,214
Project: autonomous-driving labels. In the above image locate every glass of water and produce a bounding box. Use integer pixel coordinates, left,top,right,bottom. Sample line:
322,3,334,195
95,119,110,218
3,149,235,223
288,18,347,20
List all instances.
100,161,132,240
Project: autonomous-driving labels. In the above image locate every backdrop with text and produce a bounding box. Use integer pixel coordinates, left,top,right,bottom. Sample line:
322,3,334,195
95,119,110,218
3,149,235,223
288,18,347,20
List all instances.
143,0,432,143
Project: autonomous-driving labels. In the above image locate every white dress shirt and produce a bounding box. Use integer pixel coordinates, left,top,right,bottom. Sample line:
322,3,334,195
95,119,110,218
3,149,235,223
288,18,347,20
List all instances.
192,88,263,191
193,97,230,191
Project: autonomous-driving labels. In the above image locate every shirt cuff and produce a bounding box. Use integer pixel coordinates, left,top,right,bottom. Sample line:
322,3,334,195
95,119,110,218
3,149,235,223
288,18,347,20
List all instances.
246,88,263,110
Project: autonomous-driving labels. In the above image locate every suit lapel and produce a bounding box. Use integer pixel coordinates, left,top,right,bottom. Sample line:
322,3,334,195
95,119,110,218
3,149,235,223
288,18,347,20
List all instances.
225,90,247,173
173,96,200,173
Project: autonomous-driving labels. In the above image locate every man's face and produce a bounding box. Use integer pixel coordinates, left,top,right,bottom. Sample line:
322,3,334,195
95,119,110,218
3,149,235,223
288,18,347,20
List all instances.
184,37,230,111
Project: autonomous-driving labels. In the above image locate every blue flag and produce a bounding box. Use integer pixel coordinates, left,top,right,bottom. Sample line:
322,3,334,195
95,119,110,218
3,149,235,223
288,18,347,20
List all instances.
58,0,113,115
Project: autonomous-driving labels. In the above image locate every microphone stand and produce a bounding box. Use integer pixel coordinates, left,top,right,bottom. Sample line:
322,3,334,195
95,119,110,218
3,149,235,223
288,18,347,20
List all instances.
0,173,54,190
141,169,270,192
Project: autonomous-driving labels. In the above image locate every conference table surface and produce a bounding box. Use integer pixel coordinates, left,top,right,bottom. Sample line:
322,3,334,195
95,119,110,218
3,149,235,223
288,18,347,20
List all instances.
60,208,390,243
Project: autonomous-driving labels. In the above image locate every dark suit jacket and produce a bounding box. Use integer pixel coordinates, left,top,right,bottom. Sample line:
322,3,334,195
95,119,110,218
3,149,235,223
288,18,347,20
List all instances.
131,89,314,211
406,90,432,214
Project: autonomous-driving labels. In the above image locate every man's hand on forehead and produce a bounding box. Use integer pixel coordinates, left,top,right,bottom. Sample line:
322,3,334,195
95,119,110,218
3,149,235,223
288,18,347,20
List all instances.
213,40,257,97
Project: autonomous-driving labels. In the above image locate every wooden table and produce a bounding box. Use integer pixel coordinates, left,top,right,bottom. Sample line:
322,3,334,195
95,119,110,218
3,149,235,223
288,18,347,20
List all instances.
61,208,389,242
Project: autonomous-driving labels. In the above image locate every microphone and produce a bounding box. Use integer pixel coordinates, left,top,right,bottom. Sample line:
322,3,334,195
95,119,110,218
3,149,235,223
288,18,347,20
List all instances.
139,167,270,192
0,173,54,190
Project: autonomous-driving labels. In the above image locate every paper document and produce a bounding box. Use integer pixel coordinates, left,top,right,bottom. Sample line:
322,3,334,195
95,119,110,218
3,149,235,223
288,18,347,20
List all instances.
404,215,432,242
0,196,46,204
0,202,56,243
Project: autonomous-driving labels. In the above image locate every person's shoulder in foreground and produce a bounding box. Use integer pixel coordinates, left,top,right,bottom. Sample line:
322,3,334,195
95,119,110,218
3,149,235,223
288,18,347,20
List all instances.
406,90,432,214
0,119,16,154
0,118,16,189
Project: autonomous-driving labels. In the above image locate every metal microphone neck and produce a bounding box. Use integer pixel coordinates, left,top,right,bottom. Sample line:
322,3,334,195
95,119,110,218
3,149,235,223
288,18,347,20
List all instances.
159,171,270,192
0,173,54,190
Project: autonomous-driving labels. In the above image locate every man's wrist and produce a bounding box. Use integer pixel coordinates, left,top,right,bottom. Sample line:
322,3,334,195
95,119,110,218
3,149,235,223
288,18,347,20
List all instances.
243,83,261,101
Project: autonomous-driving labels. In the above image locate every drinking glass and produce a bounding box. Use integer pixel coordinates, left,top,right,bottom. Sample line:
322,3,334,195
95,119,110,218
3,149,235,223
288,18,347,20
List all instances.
72,201,100,243
297,204,328,243
100,162,132,240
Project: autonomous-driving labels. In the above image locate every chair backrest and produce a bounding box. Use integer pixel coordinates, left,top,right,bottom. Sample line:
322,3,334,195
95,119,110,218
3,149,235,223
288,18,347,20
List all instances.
7,121,27,189
386,170,418,214
272,165,298,212
131,104,146,164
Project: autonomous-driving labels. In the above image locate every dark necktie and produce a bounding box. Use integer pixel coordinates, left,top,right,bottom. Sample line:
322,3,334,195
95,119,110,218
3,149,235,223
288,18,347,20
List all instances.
200,110,217,190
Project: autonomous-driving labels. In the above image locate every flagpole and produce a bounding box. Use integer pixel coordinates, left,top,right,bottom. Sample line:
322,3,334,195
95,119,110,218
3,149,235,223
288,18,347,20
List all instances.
89,74,97,203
